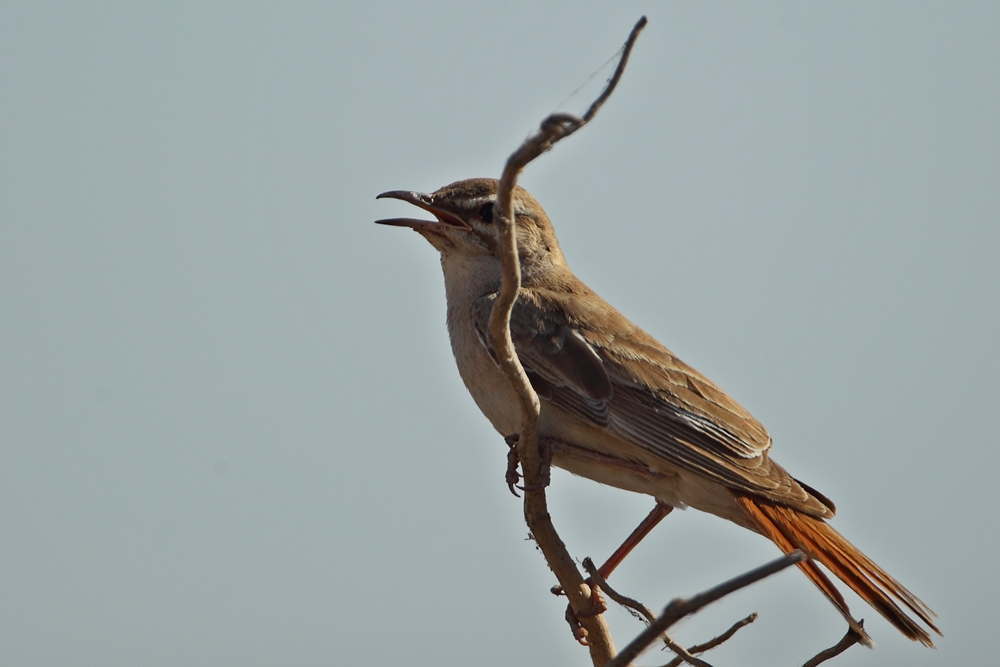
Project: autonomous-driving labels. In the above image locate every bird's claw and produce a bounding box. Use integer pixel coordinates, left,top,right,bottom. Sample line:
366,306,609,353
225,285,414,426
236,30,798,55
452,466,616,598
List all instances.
505,434,521,497
504,433,553,495
576,578,608,617
563,583,607,646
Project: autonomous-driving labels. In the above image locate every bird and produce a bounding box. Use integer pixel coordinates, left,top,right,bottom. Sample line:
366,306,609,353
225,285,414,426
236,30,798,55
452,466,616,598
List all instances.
375,177,940,647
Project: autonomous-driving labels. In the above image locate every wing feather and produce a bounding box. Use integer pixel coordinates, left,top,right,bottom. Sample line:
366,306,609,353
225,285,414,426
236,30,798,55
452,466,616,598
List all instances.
472,287,831,517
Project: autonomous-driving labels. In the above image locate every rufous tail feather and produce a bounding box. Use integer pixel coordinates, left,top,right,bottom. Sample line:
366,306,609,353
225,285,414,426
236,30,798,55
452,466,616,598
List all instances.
734,493,940,647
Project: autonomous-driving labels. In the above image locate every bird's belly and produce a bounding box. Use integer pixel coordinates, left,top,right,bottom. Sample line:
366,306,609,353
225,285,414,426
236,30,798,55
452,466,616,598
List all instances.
448,318,525,437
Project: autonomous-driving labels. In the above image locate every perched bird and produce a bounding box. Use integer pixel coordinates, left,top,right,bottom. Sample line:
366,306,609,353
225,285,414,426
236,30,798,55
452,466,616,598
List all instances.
376,178,939,647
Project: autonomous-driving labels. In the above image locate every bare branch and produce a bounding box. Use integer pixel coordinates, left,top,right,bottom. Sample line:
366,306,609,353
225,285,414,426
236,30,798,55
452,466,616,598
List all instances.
494,15,647,215
657,641,713,667
583,557,656,624
606,551,807,667
660,614,758,667
487,16,647,667
580,16,648,124
802,622,865,667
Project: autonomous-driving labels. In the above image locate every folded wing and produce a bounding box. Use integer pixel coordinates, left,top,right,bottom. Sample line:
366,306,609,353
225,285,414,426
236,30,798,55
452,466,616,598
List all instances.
473,287,832,518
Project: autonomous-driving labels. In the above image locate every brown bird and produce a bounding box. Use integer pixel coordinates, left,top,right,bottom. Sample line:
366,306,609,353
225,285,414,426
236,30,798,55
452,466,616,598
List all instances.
376,178,940,647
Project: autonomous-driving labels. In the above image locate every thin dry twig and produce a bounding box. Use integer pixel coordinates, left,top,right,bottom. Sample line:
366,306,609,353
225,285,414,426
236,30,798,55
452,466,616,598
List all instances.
660,614,758,667
487,16,647,667
494,15,647,214
657,640,712,667
579,17,648,124
583,557,656,624
605,551,807,667
802,622,865,667
584,557,755,667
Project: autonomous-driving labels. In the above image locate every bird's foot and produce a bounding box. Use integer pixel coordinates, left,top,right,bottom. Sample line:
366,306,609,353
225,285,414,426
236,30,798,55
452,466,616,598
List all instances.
504,434,521,497
504,433,552,494
562,584,608,646
576,581,608,617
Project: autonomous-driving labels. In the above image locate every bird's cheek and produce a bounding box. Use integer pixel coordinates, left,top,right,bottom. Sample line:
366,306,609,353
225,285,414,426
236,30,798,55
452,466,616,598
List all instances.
470,232,497,255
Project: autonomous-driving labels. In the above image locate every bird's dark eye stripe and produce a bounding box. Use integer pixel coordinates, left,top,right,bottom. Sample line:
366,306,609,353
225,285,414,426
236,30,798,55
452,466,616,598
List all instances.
479,202,494,223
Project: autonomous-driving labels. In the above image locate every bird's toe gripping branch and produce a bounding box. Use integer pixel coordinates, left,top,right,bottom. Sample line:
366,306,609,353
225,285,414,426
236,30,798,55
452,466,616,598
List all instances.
504,433,552,496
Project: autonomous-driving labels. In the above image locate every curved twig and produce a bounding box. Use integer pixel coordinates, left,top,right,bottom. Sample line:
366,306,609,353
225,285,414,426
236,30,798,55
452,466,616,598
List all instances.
802,622,865,667
583,557,656,624
660,614,758,667
488,16,647,667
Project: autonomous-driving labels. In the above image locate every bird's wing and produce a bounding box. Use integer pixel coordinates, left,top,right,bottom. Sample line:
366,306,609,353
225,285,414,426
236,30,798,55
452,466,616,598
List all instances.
472,288,831,516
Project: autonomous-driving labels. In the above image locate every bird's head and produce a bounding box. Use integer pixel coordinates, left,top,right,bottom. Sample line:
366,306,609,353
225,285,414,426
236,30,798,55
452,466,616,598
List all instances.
376,178,567,278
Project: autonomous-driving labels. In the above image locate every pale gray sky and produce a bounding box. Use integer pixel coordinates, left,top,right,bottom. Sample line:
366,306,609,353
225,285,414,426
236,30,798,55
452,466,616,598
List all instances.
2,3,997,666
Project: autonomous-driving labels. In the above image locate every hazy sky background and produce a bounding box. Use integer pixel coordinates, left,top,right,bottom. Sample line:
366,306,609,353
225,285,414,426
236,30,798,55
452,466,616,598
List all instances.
2,3,997,666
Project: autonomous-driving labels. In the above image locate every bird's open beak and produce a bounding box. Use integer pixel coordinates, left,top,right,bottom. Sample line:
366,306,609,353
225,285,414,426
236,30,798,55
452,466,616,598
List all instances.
375,190,469,232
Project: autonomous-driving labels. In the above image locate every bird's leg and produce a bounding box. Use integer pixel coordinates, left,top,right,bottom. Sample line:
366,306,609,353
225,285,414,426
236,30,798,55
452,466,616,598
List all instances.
560,501,672,629
597,501,674,579
563,502,673,627
551,501,673,603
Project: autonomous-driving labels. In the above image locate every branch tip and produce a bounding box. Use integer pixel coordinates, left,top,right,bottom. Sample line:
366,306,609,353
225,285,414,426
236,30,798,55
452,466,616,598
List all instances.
802,621,866,667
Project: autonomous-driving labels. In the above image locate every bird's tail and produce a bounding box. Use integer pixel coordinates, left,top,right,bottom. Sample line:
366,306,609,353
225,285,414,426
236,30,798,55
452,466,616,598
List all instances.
734,493,940,647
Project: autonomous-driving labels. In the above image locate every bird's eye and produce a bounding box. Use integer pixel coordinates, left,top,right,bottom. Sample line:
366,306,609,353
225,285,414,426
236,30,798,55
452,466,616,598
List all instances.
479,202,494,223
